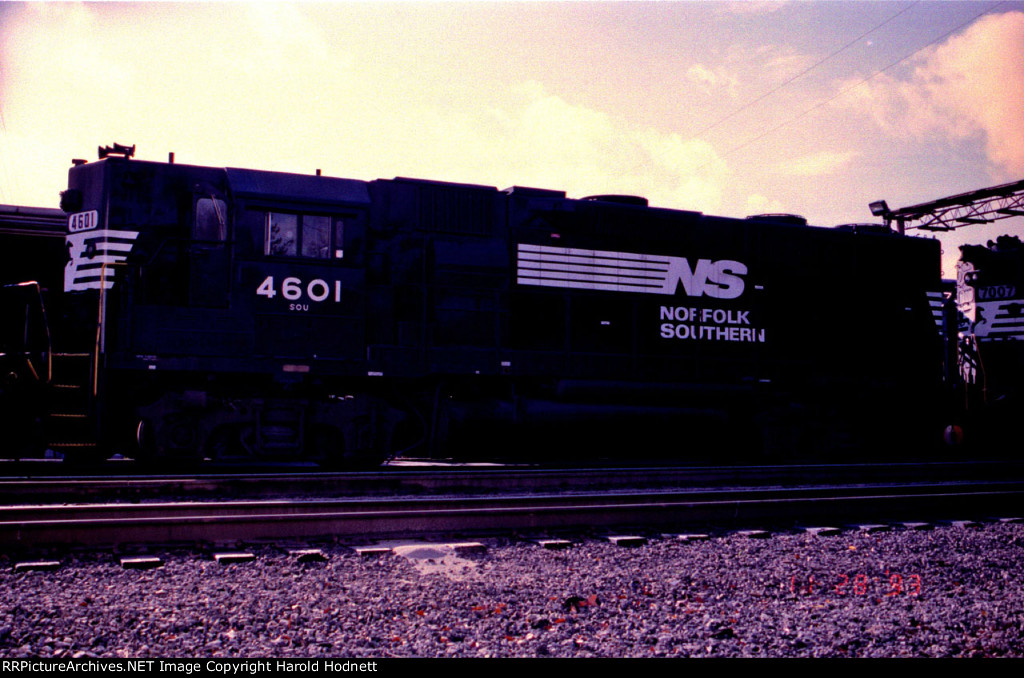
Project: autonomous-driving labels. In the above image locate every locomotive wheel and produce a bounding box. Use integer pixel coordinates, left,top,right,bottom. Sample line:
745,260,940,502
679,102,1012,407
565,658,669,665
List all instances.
135,419,157,462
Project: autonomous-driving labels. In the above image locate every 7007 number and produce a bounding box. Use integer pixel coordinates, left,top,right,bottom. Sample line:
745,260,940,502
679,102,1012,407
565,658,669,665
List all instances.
256,276,342,311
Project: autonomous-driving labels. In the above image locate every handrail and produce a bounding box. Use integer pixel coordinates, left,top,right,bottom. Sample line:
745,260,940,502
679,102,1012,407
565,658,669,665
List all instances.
94,265,106,397
0,280,53,384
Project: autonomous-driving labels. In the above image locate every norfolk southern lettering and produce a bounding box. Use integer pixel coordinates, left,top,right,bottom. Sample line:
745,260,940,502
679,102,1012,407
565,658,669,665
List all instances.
659,305,765,342
659,305,767,343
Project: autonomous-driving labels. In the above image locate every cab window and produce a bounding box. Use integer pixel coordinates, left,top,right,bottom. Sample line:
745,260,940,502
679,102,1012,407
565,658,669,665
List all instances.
267,213,299,256
265,212,344,259
302,215,330,258
195,198,228,241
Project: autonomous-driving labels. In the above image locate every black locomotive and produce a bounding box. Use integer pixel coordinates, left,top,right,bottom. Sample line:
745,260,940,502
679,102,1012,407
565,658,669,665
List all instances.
1,145,955,465
954,235,1024,448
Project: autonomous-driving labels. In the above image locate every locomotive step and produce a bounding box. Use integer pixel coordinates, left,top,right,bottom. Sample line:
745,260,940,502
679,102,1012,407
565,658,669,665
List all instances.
48,352,94,409
45,442,98,450
44,403,97,449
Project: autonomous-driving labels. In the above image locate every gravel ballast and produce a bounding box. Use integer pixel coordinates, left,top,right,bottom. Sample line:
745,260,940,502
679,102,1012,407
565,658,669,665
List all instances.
1,522,1022,658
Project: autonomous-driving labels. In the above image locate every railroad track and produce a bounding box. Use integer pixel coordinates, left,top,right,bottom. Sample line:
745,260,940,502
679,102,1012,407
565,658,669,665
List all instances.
2,460,1023,504
2,480,1023,550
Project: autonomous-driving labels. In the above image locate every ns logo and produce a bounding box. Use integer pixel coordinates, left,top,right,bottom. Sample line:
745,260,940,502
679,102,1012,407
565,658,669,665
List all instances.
515,243,748,299
662,258,746,299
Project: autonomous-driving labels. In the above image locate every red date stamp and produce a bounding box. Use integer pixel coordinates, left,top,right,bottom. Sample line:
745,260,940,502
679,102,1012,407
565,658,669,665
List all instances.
790,573,921,597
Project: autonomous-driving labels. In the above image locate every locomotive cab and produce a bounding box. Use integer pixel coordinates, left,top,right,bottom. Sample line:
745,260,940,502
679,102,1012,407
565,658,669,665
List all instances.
60,155,393,465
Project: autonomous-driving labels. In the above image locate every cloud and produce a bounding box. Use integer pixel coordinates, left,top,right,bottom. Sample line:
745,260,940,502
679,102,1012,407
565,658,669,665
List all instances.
0,4,732,213
745,194,785,215
844,11,1024,175
476,82,730,213
686,64,740,97
632,129,728,210
749,44,817,82
0,3,362,202
718,2,790,17
687,64,718,88
777,150,860,177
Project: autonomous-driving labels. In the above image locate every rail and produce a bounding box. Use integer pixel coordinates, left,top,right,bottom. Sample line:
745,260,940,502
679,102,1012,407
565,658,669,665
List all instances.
2,480,1022,550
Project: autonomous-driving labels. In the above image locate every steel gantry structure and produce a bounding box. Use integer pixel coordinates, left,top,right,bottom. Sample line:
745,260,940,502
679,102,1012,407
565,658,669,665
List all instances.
869,179,1024,234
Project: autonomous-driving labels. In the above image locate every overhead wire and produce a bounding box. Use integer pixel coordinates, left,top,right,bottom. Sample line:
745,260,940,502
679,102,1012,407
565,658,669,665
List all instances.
691,0,921,142
699,1,1007,172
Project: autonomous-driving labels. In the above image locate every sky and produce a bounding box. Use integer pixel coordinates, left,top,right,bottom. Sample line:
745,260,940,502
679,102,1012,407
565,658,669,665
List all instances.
1,1,1023,277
